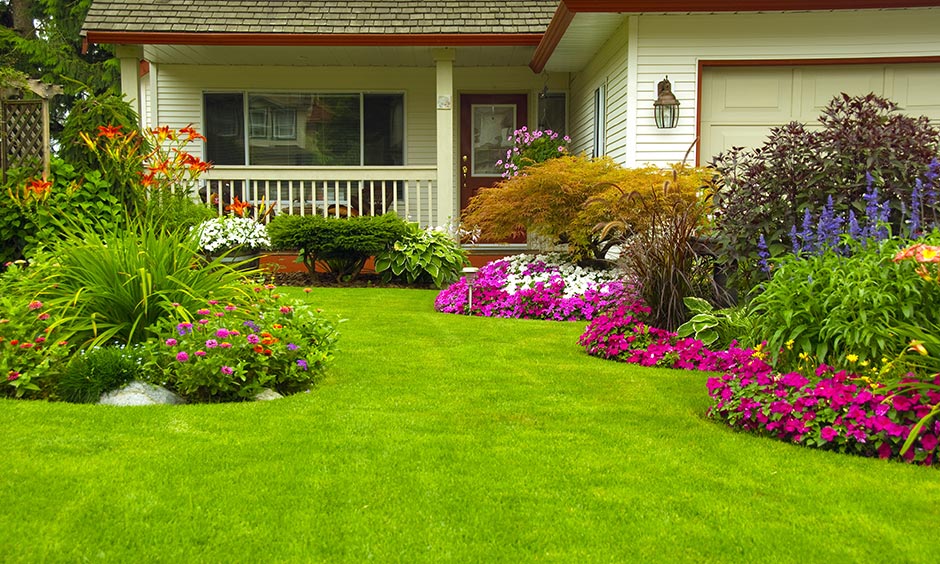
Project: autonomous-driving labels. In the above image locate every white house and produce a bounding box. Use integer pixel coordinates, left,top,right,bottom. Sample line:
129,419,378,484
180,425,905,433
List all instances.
82,0,940,242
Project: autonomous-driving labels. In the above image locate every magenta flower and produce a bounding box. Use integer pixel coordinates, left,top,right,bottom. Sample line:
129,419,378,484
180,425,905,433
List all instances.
216,328,230,339
220,342,232,349
208,300,219,305
820,427,839,442
221,365,234,375
205,339,218,348
197,308,211,316
224,305,237,311
195,350,206,357
165,338,178,346
246,334,260,344
176,351,189,362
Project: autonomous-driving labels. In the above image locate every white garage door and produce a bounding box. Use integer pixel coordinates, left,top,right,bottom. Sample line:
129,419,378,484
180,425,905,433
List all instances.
700,63,940,164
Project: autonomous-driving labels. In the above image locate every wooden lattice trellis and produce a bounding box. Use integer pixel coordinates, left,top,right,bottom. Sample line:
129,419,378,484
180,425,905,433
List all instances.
1,100,46,179
1,80,59,183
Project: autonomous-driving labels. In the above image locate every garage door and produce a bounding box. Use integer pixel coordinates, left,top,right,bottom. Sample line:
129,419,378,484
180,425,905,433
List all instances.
700,63,940,164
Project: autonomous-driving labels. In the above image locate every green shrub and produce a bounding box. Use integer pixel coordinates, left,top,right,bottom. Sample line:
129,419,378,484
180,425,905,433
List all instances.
0,260,72,398
57,346,140,403
748,235,940,370
267,213,409,281
59,91,142,174
374,223,469,288
711,93,940,291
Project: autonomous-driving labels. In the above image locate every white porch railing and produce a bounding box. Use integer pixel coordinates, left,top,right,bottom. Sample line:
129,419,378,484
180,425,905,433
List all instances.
202,166,438,227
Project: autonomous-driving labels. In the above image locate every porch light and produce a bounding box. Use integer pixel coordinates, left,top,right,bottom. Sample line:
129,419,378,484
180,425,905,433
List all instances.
461,267,480,314
654,76,680,129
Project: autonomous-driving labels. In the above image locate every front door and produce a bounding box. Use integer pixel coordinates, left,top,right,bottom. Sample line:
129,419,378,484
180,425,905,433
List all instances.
459,93,528,215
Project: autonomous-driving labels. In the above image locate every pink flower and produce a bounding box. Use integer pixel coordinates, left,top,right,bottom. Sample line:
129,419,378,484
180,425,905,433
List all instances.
220,342,232,349
165,338,178,346
27,300,42,310
246,334,260,344
176,351,189,362
221,366,234,375
7,371,20,381
205,339,218,348
279,305,293,314
216,328,230,339
194,350,206,357
820,427,839,442
37,313,50,321
197,308,211,316
224,305,237,311
208,300,219,305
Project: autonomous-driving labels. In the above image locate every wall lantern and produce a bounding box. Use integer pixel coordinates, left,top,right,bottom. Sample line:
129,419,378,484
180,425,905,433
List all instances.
653,76,680,129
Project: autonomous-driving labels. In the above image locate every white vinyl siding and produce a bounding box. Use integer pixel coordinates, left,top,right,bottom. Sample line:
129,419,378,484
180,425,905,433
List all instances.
152,65,436,166
568,17,630,161
630,8,940,166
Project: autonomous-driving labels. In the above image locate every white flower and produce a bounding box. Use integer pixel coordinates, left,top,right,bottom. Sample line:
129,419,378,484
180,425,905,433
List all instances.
194,217,270,253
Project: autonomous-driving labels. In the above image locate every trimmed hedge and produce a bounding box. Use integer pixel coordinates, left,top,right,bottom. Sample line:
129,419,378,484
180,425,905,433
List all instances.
267,213,409,281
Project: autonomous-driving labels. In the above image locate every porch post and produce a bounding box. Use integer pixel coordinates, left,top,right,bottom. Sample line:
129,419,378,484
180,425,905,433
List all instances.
433,48,456,228
115,45,144,124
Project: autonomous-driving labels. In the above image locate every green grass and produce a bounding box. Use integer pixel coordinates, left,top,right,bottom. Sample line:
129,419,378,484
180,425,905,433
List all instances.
2,287,939,562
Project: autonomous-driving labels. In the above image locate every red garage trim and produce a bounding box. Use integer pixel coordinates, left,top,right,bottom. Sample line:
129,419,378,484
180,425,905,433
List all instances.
85,31,543,48
694,56,940,165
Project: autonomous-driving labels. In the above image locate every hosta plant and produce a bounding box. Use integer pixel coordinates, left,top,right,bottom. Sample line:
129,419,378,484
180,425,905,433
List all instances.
374,223,469,288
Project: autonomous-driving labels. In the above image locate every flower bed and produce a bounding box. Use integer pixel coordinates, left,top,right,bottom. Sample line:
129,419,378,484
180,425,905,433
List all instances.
434,254,637,321
580,307,940,466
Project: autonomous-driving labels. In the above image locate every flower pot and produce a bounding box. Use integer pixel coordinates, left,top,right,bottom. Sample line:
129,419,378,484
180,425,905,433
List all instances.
214,252,261,272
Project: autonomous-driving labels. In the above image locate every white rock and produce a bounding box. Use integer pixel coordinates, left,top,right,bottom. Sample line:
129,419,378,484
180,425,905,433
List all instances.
98,381,184,406
253,388,284,401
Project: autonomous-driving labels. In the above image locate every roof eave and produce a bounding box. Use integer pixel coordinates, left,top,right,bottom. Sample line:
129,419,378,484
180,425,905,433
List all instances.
529,0,940,73
84,31,544,48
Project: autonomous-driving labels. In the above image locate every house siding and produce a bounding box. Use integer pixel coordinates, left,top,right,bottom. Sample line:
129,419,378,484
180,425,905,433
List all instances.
152,64,437,165
631,8,940,167
567,17,630,161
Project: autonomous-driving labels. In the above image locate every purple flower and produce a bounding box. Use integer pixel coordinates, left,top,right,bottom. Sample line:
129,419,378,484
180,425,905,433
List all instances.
296,359,308,371
287,343,298,351
177,322,193,336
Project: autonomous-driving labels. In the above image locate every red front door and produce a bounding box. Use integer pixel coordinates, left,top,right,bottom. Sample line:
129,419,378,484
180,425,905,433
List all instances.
459,94,528,243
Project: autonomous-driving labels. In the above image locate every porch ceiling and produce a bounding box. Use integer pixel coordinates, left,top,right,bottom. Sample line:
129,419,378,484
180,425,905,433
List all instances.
142,44,538,67
541,12,625,73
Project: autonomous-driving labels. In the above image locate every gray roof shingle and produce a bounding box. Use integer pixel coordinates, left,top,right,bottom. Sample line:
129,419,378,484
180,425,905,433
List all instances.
82,0,558,35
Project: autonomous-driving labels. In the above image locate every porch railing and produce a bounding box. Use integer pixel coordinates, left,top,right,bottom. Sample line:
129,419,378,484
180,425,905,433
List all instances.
202,166,438,227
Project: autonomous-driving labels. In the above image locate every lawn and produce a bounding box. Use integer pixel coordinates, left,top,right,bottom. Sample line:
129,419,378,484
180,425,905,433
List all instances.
1,287,938,562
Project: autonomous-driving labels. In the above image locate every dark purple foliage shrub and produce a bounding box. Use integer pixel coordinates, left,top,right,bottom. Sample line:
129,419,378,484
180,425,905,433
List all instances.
711,93,940,288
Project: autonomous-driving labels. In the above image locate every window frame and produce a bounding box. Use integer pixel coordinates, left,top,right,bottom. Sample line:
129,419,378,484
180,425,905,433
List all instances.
202,90,407,167
593,85,606,158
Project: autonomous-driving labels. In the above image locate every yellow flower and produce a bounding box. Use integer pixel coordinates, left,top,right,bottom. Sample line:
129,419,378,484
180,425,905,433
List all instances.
799,352,810,361
860,360,870,367
910,340,928,356
785,339,794,350
846,354,858,363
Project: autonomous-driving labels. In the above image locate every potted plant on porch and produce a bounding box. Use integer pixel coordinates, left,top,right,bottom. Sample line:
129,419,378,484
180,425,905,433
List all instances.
194,197,271,269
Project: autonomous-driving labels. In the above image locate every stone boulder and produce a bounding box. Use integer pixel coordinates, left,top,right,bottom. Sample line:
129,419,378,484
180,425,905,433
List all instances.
98,381,184,406
253,388,284,401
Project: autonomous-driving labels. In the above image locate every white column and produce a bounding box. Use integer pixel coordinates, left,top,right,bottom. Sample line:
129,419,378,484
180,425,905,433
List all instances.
433,48,456,227
115,45,144,122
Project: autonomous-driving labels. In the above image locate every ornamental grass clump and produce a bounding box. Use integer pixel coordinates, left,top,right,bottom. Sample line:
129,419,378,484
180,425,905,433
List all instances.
142,286,339,402
435,253,637,321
